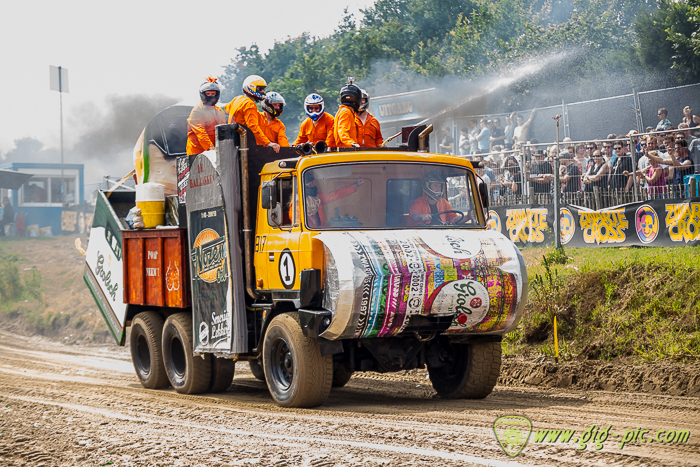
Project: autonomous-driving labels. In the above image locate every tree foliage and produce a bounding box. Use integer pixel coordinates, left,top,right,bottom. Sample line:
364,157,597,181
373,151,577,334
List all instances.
218,0,698,136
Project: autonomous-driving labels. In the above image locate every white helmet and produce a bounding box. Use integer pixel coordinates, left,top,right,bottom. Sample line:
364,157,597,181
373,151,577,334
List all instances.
262,92,286,118
304,93,325,121
359,89,370,112
242,75,267,101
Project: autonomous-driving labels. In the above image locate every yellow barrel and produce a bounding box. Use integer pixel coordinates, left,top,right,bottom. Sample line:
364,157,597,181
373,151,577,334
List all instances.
135,183,165,228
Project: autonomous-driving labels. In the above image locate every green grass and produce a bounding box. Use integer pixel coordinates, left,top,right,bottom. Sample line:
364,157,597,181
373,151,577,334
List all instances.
506,246,700,363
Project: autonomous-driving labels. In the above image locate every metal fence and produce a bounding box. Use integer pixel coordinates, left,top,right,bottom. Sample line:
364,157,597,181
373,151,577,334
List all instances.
447,82,700,149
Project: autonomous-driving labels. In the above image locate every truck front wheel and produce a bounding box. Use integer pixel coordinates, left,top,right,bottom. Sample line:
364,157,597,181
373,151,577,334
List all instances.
162,313,212,394
263,312,332,408
428,341,501,399
130,311,170,389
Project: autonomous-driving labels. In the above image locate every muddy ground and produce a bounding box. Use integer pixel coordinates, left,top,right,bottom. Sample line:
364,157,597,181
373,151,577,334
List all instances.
0,331,699,466
1,238,699,465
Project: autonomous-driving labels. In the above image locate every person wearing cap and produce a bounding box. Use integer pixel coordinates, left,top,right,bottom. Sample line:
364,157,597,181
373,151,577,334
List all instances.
475,118,490,154
559,151,581,193
528,149,553,195
186,77,227,155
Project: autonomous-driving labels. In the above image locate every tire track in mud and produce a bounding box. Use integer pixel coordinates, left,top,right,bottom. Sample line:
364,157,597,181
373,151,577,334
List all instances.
0,333,698,466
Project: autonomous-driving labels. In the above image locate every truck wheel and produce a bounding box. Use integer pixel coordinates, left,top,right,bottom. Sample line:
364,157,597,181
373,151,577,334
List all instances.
130,311,169,389
332,363,353,388
249,360,265,381
428,341,501,399
162,312,211,394
263,312,332,408
209,357,235,393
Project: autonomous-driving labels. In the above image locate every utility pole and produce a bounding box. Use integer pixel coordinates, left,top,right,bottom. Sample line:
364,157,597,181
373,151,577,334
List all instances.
553,115,562,250
50,66,69,205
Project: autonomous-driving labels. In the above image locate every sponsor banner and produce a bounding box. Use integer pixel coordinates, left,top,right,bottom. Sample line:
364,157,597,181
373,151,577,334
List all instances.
83,191,128,345
62,204,94,235
187,154,233,353
486,197,700,247
316,230,526,340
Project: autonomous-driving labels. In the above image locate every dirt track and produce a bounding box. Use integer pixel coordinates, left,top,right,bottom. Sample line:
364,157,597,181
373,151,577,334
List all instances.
0,331,698,466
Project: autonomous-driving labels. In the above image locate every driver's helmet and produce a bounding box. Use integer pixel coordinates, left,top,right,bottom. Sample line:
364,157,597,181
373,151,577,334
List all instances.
423,172,445,201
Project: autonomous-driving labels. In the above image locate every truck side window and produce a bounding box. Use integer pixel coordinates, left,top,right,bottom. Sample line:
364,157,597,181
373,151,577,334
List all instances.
268,177,295,229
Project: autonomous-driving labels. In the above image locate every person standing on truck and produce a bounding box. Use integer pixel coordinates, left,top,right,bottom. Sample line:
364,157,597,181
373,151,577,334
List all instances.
409,172,463,226
224,75,281,153
357,89,383,147
332,81,362,148
186,78,228,155
259,92,289,147
293,93,337,147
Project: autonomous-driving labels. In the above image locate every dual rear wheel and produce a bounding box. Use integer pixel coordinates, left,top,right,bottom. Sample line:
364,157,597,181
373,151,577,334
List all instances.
130,311,234,394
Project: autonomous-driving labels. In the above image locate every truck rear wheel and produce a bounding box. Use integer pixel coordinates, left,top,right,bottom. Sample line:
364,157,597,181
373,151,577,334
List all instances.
130,311,170,389
428,341,501,399
332,362,354,388
209,357,235,393
249,360,265,381
162,312,212,394
263,312,332,408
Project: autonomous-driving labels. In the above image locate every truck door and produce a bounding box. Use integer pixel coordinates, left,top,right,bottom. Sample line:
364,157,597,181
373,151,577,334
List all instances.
255,175,302,292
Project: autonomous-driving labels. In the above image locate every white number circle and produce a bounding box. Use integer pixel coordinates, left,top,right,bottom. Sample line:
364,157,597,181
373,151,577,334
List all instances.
278,249,295,289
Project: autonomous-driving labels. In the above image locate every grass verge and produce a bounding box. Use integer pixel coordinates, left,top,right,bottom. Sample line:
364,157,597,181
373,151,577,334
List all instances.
505,246,700,363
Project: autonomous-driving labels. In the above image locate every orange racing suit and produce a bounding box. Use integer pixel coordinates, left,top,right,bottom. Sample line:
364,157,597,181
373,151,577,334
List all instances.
359,112,383,147
294,112,336,147
186,102,227,155
332,105,361,148
224,95,271,146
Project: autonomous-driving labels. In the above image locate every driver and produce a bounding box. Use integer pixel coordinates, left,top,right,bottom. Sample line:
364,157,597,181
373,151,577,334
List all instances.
409,172,462,226
301,173,365,227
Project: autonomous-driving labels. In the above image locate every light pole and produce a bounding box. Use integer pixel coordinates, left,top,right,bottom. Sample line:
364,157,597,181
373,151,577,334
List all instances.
50,66,69,205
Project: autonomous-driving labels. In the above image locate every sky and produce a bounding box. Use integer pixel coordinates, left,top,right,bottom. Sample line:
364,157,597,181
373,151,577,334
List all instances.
0,0,375,186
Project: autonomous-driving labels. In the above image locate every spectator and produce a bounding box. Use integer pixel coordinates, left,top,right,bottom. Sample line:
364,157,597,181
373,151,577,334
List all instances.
513,108,537,145
504,112,516,149
668,139,693,186
0,197,14,237
677,123,696,146
528,149,553,194
501,154,523,195
601,140,614,172
640,151,667,199
609,141,634,192
559,151,581,193
475,118,491,154
583,141,597,177
490,118,505,149
656,108,672,131
627,130,641,155
468,119,479,154
458,127,470,155
574,143,586,171
681,105,700,128
638,136,652,172
606,134,618,165
583,150,610,190
438,126,454,154
483,157,500,199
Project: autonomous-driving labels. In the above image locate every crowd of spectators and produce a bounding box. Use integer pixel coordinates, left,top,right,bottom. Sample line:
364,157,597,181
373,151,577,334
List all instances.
461,105,700,205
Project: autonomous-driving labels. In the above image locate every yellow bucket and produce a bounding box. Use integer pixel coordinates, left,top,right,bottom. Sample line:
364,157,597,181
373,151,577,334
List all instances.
135,183,165,228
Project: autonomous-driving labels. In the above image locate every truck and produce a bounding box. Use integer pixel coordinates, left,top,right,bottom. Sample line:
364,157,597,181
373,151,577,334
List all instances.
84,110,528,408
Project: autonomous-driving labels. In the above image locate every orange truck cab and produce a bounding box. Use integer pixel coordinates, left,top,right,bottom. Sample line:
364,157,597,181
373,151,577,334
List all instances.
84,119,527,408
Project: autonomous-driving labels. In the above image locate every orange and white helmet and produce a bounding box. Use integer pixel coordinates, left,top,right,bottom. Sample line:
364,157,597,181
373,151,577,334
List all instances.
242,75,267,101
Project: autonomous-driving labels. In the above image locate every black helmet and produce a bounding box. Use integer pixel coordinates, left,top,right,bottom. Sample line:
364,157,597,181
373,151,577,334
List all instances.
340,79,362,112
199,77,220,106
423,172,445,202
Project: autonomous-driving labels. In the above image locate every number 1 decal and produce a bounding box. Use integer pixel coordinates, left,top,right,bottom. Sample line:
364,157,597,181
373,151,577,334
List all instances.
278,248,295,289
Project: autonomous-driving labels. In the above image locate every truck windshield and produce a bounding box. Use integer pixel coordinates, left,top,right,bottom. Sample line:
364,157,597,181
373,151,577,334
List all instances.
302,162,484,230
